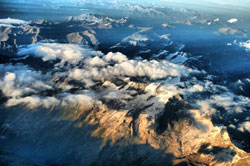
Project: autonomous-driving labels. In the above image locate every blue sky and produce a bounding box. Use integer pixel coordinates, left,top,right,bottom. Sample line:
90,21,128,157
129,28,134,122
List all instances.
3,0,250,8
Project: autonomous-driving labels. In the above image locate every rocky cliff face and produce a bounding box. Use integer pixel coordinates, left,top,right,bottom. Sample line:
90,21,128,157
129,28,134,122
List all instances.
0,24,41,55
0,14,129,55
54,79,250,166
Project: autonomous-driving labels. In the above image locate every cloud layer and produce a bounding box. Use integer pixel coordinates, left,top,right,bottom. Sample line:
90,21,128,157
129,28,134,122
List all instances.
1,43,250,140
18,43,103,64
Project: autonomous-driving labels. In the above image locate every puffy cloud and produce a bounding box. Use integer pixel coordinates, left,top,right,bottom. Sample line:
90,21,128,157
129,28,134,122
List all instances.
227,18,238,23
104,52,128,63
0,64,55,107
3,44,193,110
239,40,250,51
0,64,101,109
16,43,189,83
232,40,250,52
6,96,60,109
188,84,204,93
69,58,189,81
61,93,96,108
195,90,250,117
85,56,107,67
4,73,16,82
17,43,103,64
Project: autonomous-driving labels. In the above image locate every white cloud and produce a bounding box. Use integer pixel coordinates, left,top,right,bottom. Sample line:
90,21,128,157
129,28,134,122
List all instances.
18,46,193,113
232,40,250,52
104,52,128,64
6,96,60,109
17,43,103,64
0,24,15,28
227,18,238,23
85,56,107,67
4,73,16,82
188,84,204,93
239,40,250,51
61,93,97,109
0,64,55,107
0,63,103,109
69,58,189,81
195,90,250,117
0,18,28,27
0,64,101,109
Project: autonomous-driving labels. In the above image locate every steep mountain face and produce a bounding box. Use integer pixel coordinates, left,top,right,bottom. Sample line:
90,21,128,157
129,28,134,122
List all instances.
0,14,130,55
0,25,39,54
